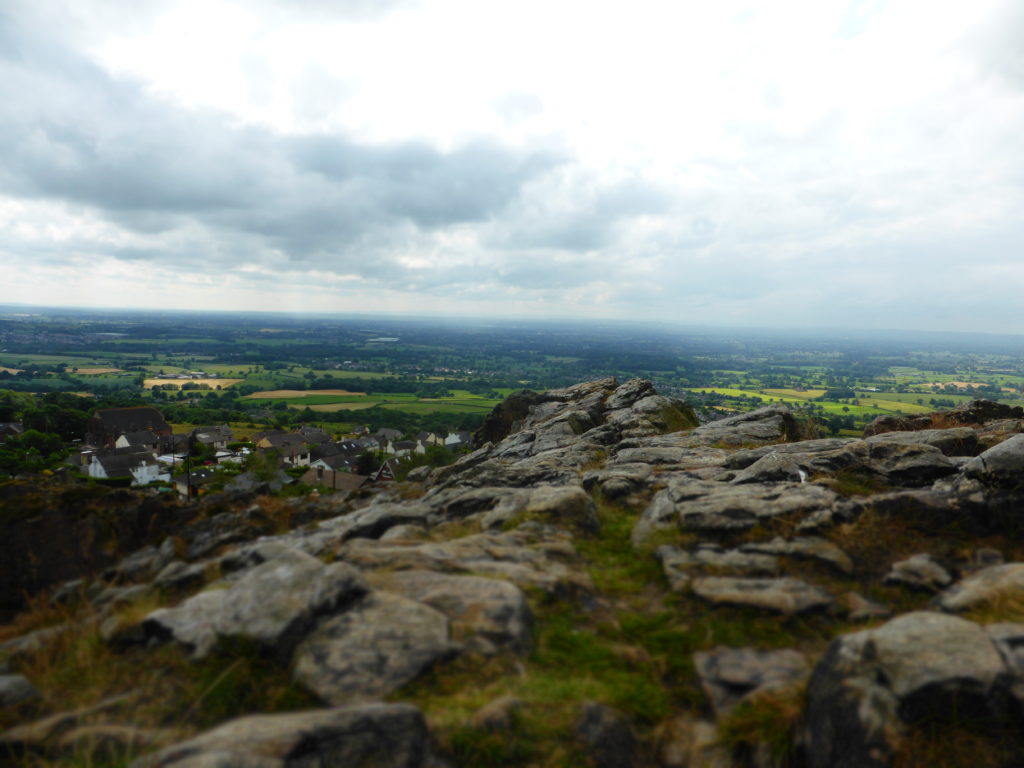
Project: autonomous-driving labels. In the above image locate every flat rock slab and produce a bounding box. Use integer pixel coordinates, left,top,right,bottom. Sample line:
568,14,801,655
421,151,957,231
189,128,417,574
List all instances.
740,537,854,576
292,592,456,705
882,553,953,592
144,549,367,659
127,703,433,768
369,570,533,655
937,562,1024,612
963,434,1024,484
657,545,778,591
694,646,809,717
692,577,834,615
804,612,1013,768
690,405,798,446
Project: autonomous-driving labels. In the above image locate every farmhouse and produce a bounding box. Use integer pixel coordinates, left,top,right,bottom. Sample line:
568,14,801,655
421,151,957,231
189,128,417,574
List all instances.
300,466,367,493
255,433,311,466
88,407,171,448
192,425,234,450
85,448,166,486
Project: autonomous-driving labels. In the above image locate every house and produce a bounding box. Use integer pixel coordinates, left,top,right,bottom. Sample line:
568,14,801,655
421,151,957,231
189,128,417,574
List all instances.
297,426,332,445
415,431,445,447
391,440,417,458
174,468,219,499
372,457,403,482
0,422,24,443
88,407,171,448
255,433,311,466
375,427,403,443
310,453,354,472
86,447,165,486
300,466,367,493
444,430,473,450
191,425,233,451
114,430,160,453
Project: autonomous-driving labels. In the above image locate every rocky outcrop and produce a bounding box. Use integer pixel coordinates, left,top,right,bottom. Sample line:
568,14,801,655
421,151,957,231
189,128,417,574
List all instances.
4,381,1024,767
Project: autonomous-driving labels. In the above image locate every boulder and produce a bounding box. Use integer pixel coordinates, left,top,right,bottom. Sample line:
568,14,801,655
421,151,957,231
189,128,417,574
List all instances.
691,577,834,615
962,434,1024,485
804,612,1013,768
292,592,456,704
729,452,806,485
657,545,778,591
655,717,731,768
369,570,533,655
936,562,1024,613
127,703,436,768
882,554,952,593
691,405,799,446
0,674,39,707
143,549,367,659
739,537,854,576
575,702,637,768
693,646,809,717
864,427,981,457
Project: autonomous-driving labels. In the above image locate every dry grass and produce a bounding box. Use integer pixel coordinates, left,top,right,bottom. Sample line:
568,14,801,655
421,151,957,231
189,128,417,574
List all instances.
717,683,806,765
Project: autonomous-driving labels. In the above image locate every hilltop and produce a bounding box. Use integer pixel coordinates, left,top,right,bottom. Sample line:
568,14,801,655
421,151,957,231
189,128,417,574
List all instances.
1,378,1024,767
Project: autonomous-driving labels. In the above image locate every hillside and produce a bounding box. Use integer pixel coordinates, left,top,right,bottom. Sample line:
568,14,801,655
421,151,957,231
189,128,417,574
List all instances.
2,378,1024,767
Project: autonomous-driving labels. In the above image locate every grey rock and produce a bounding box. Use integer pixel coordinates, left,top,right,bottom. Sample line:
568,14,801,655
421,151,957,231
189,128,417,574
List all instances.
882,553,953,592
656,717,731,768
94,583,152,610
153,560,208,594
965,547,1005,573
581,463,654,500
691,405,798,446
692,577,834,615
864,427,981,457
379,523,427,541
605,378,656,410
340,502,432,541
963,433,1024,484
218,542,292,575
693,646,809,717
729,451,807,484
369,570,533,655
636,480,839,541
656,545,778,591
804,612,1012,768
725,439,858,470
469,696,524,732
575,702,637,768
1,693,140,754
0,674,40,707
845,592,891,622
740,536,854,576
292,592,455,704
936,562,1024,613
127,703,435,768
144,549,367,659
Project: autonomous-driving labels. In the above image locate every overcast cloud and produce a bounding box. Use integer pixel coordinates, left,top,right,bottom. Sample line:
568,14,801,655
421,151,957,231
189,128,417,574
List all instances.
2,0,1023,333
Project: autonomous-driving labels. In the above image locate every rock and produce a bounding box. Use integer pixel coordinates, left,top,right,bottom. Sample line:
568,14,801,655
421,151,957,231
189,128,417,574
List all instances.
882,554,953,592
369,570,533,655
469,696,524,732
292,592,456,704
691,405,799,446
340,502,432,541
127,703,436,768
152,560,208,594
655,717,731,768
691,577,834,615
94,583,152,610
636,480,838,542
520,485,599,533
0,674,40,707
656,545,778,591
964,547,1005,573
575,702,637,768
936,562,1024,613
845,592,891,622
473,389,555,447
740,537,854,576
144,549,367,659
729,452,807,484
863,413,930,436
693,646,809,717
864,427,981,457
951,399,1024,424
581,463,654,500
724,439,858,470
57,725,178,760
605,378,656,410
218,542,293,574
804,612,1014,768
0,693,139,755
406,465,432,482
379,524,427,541
0,625,67,665
963,434,1024,485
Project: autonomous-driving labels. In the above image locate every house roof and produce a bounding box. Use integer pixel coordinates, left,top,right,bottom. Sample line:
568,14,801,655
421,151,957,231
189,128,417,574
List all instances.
192,425,233,443
95,451,157,477
393,440,416,450
92,407,170,436
120,430,159,447
314,453,353,470
375,428,403,441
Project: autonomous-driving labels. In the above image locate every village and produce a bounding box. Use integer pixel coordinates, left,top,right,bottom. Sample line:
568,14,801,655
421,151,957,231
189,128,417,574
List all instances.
50,406,473,498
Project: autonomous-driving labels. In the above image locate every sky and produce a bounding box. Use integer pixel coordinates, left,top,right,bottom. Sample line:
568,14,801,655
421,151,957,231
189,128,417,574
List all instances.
1,0,1023,333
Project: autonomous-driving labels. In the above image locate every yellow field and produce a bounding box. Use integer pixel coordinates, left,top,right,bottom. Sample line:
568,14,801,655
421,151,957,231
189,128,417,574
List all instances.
307,402,377,412
144,378,242,389
76,367,123,374
244,389,365,398
762,388,826,399
0,367,22,374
